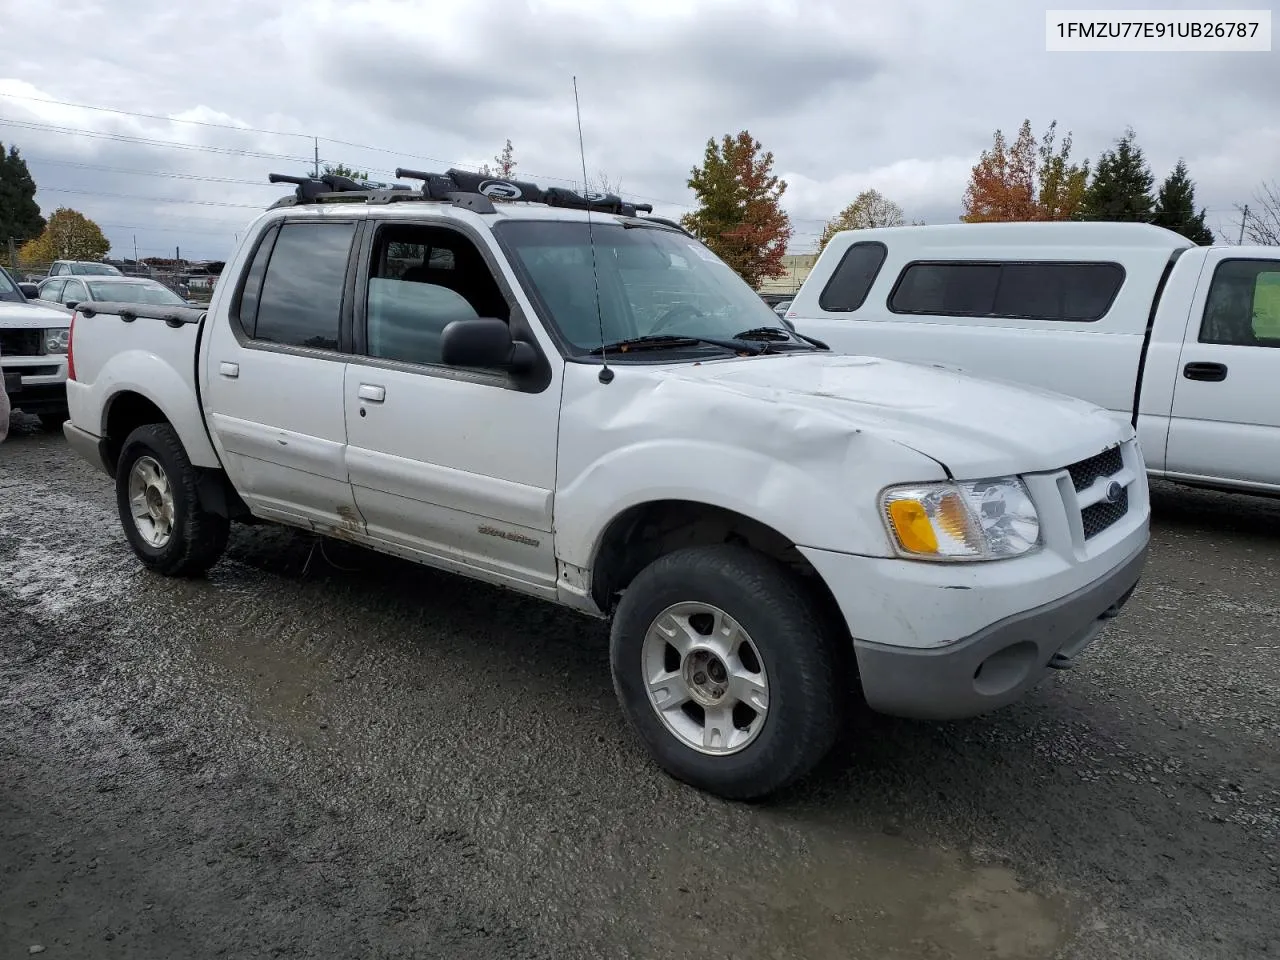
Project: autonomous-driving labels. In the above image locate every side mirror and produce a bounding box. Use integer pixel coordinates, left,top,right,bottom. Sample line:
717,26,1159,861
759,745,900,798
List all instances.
64,300,79,311
18,283,39,298
440,317,536,373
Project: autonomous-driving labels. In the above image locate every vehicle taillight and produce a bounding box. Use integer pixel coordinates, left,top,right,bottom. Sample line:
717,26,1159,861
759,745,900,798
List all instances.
67,311,77,381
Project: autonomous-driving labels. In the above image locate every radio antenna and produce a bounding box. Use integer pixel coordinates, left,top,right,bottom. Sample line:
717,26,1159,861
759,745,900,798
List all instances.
573,75,612,385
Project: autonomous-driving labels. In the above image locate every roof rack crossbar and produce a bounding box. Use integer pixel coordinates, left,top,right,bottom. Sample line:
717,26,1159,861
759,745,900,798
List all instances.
266,167,661,222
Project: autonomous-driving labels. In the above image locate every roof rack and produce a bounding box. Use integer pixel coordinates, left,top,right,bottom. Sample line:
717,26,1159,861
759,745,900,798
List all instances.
266,167,660,222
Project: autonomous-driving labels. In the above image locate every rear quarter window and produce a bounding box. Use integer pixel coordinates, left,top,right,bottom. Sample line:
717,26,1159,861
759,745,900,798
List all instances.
817,241,888,312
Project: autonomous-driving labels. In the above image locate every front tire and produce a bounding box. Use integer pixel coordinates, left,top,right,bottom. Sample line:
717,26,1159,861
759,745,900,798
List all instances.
115,423,229,576
610,544,844,800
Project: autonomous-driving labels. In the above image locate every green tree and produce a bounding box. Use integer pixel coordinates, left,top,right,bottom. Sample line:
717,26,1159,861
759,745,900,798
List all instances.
1152,159,1214,244
680,130,792,287
309,162,370,180
1035,121,1090,221
18,207,110,264
1078,128,1155,222
0,142,45,246
819,189,905,251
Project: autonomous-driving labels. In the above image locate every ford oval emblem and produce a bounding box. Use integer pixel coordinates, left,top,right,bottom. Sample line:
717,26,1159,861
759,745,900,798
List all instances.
478,180,522,200
1104,480,1124,504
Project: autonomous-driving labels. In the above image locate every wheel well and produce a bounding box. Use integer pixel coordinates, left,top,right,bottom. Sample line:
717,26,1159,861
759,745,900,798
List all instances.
589,500,838,616
101,391,252,521
103,392,168,474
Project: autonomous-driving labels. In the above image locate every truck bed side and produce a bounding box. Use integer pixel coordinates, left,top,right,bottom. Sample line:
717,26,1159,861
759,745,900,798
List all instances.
65,301,222,471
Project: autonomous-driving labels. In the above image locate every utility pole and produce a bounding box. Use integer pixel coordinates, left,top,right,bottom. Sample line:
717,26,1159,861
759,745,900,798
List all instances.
7,238,16,268
1238,204,1249,245
314,137,320,177
133,235,138,264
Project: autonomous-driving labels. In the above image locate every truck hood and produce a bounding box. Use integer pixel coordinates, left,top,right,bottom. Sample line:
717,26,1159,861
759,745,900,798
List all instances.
665,352,1132,478
0,301,71,330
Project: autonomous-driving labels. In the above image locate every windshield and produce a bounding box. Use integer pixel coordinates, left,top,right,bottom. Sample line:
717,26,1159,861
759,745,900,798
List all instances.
495,220,787,355
74,263,123,276
89,281,187,305
0,266,21,302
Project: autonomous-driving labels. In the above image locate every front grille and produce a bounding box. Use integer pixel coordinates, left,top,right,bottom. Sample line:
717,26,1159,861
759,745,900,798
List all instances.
1067,445,1124,492
1081,487,1129,539
0,329,43,357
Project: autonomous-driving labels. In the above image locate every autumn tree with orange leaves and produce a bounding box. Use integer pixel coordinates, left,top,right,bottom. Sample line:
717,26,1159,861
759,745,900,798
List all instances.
961,120,1088,222
681,130,792,287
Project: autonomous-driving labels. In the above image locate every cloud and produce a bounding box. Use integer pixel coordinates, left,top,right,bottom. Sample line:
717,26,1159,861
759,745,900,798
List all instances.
0,0,1275,260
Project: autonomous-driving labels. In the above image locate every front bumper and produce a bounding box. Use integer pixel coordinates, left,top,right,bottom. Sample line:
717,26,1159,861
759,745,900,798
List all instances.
850,538,1147,719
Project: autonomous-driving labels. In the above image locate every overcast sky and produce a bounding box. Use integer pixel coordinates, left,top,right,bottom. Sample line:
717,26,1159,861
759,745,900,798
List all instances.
1,0,1276,262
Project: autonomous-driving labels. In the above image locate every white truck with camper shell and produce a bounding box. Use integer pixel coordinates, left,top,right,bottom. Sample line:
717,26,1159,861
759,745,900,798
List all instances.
784,222,1280,497
63,169,1151,799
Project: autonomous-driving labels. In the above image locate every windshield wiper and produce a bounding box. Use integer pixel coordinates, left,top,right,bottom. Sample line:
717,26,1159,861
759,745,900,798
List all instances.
733,325,829,351
586,334,765,356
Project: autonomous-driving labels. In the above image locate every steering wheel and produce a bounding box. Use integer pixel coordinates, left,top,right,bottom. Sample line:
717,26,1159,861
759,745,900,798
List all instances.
648,303,706,335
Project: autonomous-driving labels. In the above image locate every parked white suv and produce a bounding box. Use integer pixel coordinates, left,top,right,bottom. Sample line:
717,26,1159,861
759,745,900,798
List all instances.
62,169,1151,798
1,264,72,429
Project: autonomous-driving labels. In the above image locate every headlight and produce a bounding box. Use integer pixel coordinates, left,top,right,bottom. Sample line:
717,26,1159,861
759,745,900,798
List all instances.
44,328,70,354
880,477,1041,561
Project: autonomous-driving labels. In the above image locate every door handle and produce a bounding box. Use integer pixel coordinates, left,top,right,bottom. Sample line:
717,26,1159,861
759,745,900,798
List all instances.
357,383,386,403
1183,361,1228,382
218,361,239,378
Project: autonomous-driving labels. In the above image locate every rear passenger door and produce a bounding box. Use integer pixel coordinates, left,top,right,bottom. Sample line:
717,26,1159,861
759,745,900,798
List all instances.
342,218,561,594
1166,254,1280,490
201,218,365,532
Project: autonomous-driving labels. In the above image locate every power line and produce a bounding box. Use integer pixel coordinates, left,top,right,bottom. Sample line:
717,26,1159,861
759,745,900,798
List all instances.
0,101,763,219
38,186,261,209
0,91,315,140
0,117,312,163
24,155,278,187
3,100,836,224
95,221,241,236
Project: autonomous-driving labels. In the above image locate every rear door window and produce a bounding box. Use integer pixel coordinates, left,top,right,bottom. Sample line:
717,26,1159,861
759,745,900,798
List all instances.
251,221,357,350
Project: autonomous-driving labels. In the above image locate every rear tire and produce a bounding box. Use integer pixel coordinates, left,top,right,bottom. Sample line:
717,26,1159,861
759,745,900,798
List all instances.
115,423,229,576
610,544,844,800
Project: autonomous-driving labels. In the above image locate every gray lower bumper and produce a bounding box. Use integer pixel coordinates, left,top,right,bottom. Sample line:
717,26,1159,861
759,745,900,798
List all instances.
63,422,111,475
853,539,1149,720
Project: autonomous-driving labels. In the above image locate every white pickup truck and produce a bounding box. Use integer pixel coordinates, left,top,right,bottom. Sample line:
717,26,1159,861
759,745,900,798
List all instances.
786,222,1280,497
1,264,73,430
63,169,1150,799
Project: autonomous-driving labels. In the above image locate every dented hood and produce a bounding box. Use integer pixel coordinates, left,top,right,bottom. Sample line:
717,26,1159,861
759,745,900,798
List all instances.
664,352,1132,478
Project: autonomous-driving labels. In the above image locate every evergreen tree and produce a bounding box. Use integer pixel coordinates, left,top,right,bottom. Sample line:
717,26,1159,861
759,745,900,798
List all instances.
0,143,45,244
1078,128,1155,222
681,130,791,287
1152,160,1214,244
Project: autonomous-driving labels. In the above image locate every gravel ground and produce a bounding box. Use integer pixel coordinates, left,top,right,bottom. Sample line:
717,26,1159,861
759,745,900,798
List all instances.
1,416,1277,959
